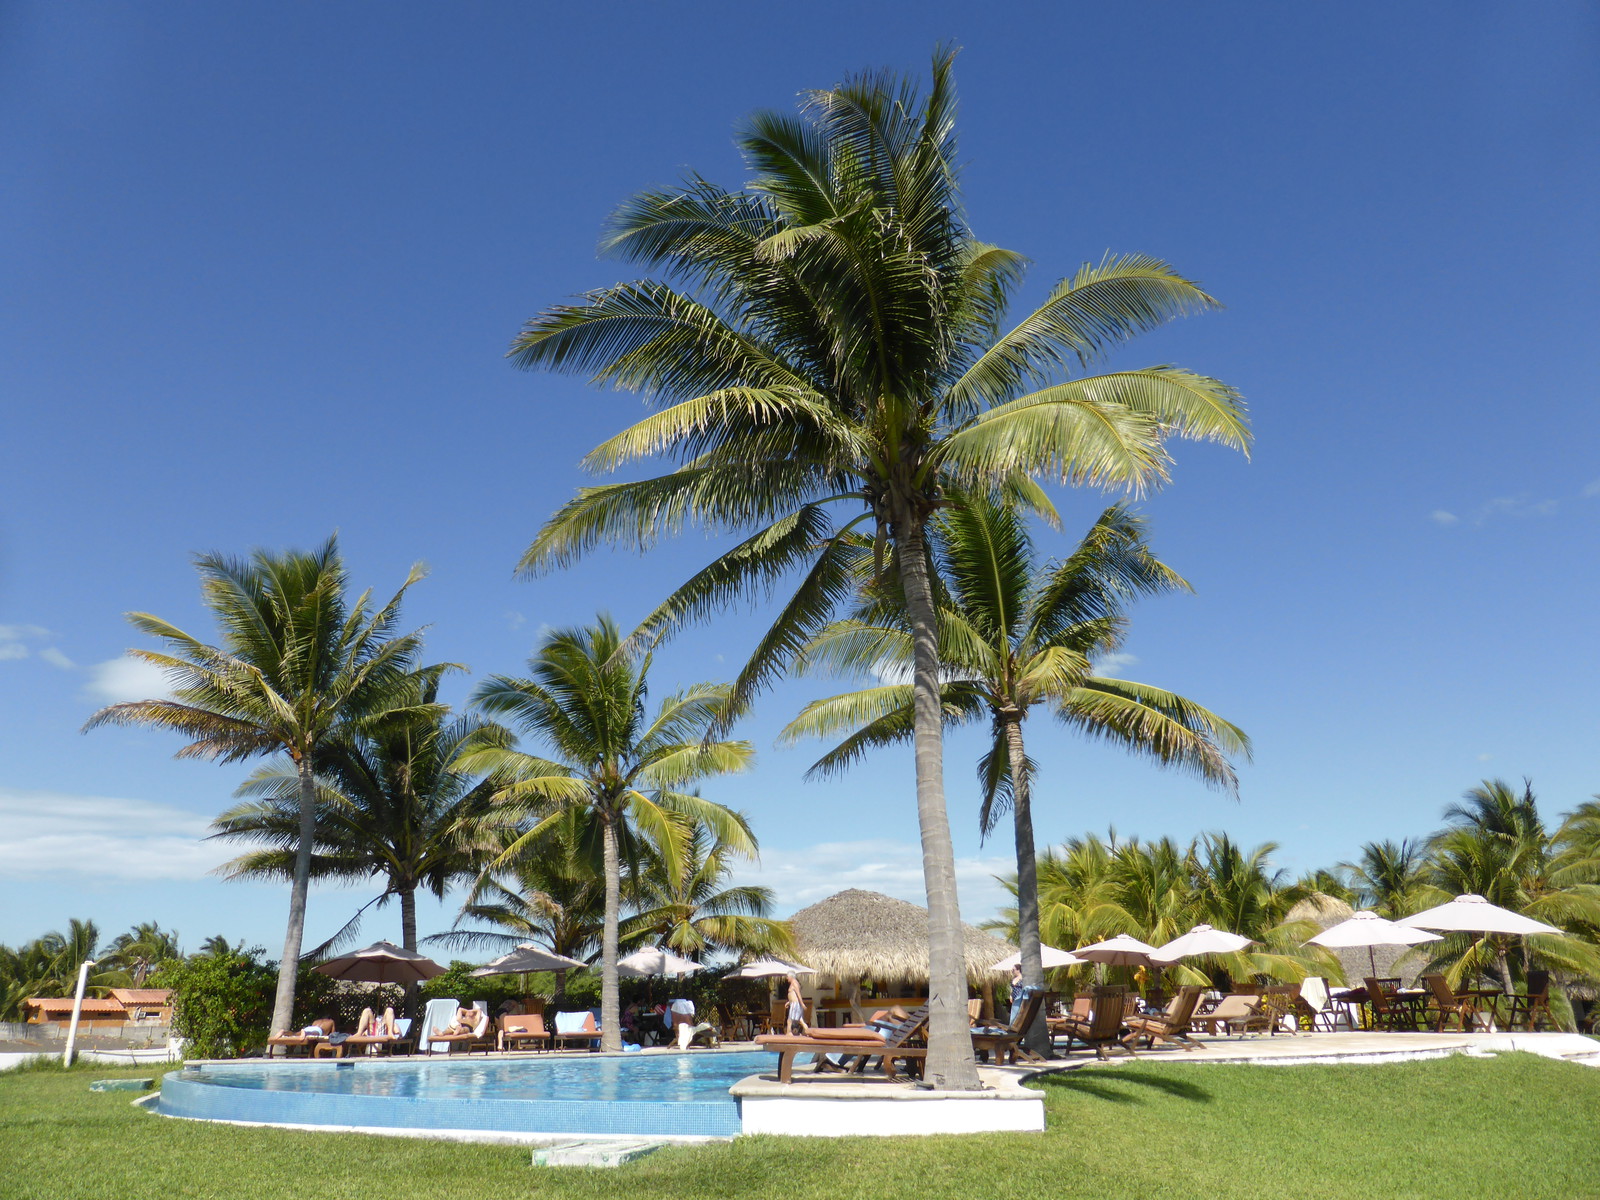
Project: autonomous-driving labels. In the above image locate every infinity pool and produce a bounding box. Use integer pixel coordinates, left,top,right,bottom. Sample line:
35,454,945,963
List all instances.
158,1050,778,1138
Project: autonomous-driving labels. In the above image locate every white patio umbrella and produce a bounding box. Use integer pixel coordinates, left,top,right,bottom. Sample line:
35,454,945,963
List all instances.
730,958,815,979
1396,894,1560,936
1152,924,1255,963
990,944,1085,972
1306,911,1441,977
471,944,588,976
1074,933,1161,968
312,940,446,984
616,946,701,978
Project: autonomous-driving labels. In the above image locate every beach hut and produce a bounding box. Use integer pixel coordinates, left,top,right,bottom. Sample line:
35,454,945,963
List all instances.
786,889,1015,1023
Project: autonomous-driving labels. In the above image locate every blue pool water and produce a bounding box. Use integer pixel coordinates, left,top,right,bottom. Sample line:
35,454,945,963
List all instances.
158,1051,774,1138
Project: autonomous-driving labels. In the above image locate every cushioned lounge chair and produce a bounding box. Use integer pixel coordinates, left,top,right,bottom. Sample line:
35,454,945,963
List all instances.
1122,985,1205,1050
266,1017,335,1056
499,1013,550,1052
553,1010,602,1051
345,1016,414,1056
429,1006,493,1054
1190,993,1270,1036
756,1006,930,1085
971,992,1047,1064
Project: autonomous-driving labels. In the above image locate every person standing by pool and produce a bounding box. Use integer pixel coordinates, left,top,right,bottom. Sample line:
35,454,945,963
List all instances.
785,974,808,1035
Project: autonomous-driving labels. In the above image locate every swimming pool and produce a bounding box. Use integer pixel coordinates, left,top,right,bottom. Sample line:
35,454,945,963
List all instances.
158,1050,777,1138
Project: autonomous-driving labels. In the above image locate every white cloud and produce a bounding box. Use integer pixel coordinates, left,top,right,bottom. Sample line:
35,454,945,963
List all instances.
731,838,1015,926
1582,478,1600,499
0,642,27,661
0,624,49,641
504,610,527,631
84,655,173,704
1477,495,1558,522
0,788,227,881
0,623,64,663
1428,510,1459,526
1092,652,1139,678
38,647,74,669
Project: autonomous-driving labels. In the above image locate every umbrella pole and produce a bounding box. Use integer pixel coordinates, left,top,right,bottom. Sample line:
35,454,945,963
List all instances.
1368,946,1377,979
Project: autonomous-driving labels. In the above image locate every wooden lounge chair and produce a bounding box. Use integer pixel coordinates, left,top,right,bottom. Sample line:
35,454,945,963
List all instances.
266,1017,335,1057
1122,985,1205,1051
552,1010,602,1051
1190,994,1270,1036
1364,977,1419,1032
1506,971,1551,1032
971,992,1048,1064
499,1013,551,1052
429,1006,494,1054
1420,974,1478,1032
1054,988,1134,1059
756,1007,930,1085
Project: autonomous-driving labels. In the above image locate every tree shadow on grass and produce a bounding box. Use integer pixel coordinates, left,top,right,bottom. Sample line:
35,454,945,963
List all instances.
1037,1068,1213,1105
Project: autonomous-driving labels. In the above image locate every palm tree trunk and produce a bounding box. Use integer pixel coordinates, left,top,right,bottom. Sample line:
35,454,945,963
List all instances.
269,750,317,1042
400,885,419,1018
894,512,981,1090
1002,711,1050,1057
600,814,622,1053
1495,941,1515,999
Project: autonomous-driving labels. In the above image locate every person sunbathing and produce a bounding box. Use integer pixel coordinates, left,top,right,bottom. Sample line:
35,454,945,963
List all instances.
355,1005,398,1038
433,1005,479,1037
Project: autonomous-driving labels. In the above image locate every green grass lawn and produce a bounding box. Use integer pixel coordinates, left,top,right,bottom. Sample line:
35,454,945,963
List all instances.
3,1054,1597,1200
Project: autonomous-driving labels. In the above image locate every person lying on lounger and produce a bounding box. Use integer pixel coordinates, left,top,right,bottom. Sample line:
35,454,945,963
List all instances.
433,1006,480,1037
356,1005,398,1038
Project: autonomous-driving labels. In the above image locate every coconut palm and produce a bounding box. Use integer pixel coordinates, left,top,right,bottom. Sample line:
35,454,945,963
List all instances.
508,55,1248,1084
1340,839,1430,918
107,922,182,985
624,816,794,959
1421,780,1600,1004
211,675,505,960
84,536,433,1035
782,498,1247,1049
457,616,756,1052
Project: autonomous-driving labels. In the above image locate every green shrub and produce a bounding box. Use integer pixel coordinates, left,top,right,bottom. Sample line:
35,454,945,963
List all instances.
161,948,341,1058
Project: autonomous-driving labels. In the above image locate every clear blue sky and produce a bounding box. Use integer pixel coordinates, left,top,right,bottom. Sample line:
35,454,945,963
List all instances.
3,1,1596,954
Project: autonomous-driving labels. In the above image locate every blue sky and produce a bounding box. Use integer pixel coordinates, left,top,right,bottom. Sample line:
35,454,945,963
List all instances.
2,2,1596,954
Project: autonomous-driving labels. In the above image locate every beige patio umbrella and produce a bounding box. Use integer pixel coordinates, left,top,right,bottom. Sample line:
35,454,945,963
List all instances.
1306,911,1441,978
1074,933,1161,968
312,940,446,984
990,945,1084,972
1395,894,1560,937
1151,924,1254,963
616,946,701,978
471,945,588,976
730,958,816,979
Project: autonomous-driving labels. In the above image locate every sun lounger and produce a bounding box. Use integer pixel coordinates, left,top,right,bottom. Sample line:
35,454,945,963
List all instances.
755,1006,930,1085
499,1012,551,1052
344,1016,415,1056
553,1010,602,1051
429,1005,493,1053
1053,988,1134,1059
1122,985,1205,1050
971,992,1047,1064
266,1017,335,1056
1190,993,1270,1036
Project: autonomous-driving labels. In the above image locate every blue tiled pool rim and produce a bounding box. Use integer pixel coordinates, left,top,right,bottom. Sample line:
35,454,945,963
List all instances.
158,1050,773,1138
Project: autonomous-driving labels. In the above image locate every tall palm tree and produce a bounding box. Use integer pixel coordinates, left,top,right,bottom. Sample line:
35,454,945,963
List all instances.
210,676,505,959
457,616,756,1052
108,922,182,986
782,498,1247,1048
508,53,1249,1085
1341,839,1430,918
1422,779,1600,1002
84,536,432,1035
624,816,794,960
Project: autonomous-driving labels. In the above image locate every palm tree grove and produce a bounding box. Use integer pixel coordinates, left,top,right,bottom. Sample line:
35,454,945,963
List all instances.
5,26,1598,1199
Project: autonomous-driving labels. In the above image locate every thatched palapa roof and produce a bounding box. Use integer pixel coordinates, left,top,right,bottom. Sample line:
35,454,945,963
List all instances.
787,889,1015,985
1287,892,1424,987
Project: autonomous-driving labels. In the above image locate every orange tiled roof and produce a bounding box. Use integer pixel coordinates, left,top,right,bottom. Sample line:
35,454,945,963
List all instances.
109,988,172,1005
25,997,127,1015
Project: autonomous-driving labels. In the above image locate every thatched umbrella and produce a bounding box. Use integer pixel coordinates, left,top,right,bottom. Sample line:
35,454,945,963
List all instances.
786,889,1014,1019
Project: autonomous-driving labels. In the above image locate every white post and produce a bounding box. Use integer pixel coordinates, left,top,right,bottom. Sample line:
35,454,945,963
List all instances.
62,959,96,1068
